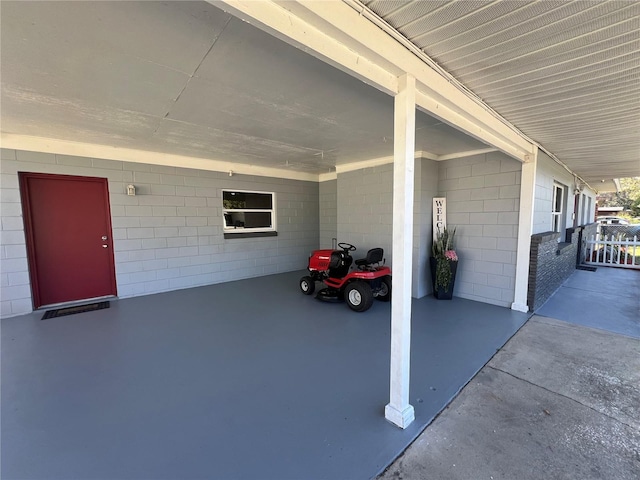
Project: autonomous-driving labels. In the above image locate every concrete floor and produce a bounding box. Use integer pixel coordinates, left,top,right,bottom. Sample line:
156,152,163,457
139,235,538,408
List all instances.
537,266,639,338
1,271,529,480
379,266,640,480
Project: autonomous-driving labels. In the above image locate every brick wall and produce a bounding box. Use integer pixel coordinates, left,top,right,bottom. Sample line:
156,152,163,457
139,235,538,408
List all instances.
527,228,580,311
0,148,319,317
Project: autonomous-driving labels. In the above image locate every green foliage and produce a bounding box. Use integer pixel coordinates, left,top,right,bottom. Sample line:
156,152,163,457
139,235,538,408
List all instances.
432,227,457,292
432,226,456,257
599,177,640,216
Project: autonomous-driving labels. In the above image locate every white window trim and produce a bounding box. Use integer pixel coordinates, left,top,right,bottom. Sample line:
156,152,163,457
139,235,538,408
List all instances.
551,182,565,236
222,189,277,234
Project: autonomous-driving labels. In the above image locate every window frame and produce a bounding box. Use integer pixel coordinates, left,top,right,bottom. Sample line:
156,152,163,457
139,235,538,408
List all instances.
222,189,277,236
551,182,565,235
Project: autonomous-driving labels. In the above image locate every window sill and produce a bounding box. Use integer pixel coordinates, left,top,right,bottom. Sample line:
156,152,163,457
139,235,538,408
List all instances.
224,231,278,239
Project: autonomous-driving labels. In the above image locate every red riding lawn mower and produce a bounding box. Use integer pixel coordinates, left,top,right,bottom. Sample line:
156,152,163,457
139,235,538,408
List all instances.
299,242,391,312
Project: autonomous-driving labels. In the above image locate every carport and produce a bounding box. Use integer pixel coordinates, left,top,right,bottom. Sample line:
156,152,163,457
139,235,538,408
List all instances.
1,271,529,479
1,0,639,469
1,0,539,431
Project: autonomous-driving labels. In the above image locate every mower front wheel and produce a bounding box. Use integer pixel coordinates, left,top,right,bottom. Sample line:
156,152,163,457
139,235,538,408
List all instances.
300,276,315,295
345,281,374,312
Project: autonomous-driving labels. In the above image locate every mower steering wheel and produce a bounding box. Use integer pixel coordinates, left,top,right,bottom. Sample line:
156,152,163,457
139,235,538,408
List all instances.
338,242,356,252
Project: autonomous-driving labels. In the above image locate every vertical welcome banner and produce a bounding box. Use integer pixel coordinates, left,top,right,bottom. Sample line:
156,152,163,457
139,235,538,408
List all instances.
433,197,446,236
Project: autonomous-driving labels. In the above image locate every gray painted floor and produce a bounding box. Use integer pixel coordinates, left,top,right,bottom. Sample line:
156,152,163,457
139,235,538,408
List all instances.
1,271,529,480
378,316,640,480
537,266,640,338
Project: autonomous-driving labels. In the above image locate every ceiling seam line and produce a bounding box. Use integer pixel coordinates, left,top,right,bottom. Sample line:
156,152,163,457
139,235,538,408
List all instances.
463,36,640,81
484,75,640,103
153,15,233,135
406,0,503,43
444,2,634,67
468,45,640,88
426,1,577,58
424,1,537,51
472,57,640,92
501,91,640,115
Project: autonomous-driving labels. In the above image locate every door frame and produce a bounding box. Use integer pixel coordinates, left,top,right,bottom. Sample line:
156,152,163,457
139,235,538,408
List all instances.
19,172,117,308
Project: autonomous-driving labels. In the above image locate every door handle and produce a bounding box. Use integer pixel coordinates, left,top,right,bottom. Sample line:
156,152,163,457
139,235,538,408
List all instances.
102,244,108,248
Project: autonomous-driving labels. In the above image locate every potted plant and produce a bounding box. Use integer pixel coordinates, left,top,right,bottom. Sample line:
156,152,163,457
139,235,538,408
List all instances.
430,226,458,300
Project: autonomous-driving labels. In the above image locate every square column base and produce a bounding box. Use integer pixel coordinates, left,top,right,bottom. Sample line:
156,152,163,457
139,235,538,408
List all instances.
511,302,529,313
385,403,415,429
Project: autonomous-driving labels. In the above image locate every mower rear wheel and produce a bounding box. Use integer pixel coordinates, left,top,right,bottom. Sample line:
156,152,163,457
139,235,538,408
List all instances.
345,281,374,312
376,276,392,302
300,276,315,295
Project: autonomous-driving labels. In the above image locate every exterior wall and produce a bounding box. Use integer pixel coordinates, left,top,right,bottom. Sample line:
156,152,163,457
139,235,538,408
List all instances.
528,228,581,311
526,152,598,312
319,179,337,248
336,164,393,263
533,151,597,235
0,148,319,318
412,158,439,298
437,152,522,307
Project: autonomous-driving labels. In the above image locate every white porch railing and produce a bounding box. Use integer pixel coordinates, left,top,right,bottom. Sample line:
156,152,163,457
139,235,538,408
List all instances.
585,234,640,269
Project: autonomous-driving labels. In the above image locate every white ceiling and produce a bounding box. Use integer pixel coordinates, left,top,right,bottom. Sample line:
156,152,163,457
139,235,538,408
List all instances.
2,1,638,187
359,0,640,187
0,1,487,176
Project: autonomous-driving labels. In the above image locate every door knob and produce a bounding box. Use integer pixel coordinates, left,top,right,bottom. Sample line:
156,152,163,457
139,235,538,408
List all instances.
102,244,108,248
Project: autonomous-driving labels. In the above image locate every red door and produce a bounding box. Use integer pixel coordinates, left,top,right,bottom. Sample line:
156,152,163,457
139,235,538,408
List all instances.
20,173,117,308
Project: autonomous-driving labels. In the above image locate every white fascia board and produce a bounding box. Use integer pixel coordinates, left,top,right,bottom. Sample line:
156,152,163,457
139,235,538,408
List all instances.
318,172,338,182
1,134,319,182
223,0,536,162
436,148,498,161
335,151,431,174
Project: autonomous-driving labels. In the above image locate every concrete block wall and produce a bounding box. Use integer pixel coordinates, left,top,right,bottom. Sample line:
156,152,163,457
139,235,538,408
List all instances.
437,152,522,307
413,158,439,298
336,164,393,263
533,151,597,235
319,179,337,248
0,148,318,318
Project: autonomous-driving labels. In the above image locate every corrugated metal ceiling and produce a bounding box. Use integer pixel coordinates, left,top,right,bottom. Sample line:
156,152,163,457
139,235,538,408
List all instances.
359,0,640,187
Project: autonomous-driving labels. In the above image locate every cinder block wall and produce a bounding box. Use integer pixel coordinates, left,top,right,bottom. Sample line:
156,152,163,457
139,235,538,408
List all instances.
319,179,337,248
336,164,393,262
0,148,319,318
413,158,439,298
437,152,522,307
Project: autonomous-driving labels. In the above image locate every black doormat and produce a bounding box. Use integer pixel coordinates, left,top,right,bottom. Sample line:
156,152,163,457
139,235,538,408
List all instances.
576,265,598,272
41,301,110,320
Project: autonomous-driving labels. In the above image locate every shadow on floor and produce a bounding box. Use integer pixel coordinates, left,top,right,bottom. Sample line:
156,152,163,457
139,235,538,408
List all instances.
1,271,529,479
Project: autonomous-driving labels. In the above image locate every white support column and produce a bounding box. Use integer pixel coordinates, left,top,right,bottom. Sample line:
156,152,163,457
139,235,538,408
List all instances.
385,74,416,429
511,147,538,312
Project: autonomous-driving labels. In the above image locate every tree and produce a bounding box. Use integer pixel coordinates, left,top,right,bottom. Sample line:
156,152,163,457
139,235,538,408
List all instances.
599,177,640,216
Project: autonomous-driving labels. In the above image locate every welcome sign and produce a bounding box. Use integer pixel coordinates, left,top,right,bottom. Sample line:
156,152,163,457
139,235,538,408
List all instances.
433,197,446,235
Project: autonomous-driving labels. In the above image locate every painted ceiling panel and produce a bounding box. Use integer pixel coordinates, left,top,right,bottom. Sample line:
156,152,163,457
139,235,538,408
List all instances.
2,0,487,174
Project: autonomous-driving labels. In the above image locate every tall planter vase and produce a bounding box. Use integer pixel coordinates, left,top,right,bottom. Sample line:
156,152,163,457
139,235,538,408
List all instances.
429,257,458,300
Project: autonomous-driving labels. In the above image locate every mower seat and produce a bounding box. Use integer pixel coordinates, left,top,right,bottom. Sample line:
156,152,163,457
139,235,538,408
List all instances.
355,248,384,269
328,251,353,278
